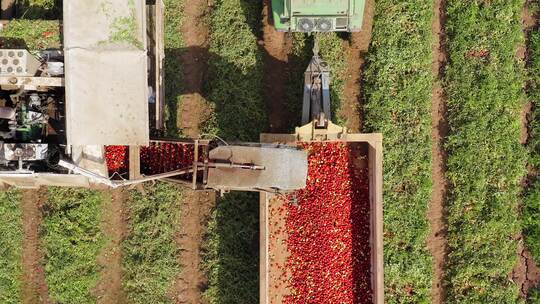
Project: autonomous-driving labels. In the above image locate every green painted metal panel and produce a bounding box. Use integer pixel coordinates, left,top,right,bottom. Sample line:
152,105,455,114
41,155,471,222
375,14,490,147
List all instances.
271,0,366,32
291,0,349,15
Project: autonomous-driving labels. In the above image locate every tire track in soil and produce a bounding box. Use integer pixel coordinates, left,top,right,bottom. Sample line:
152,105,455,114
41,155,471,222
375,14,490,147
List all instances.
177,0,213,138
21,189,51,304
513,1,540,298
261,0,292,133
341,0,374,132
173,190,215,304
174,1,216,303
428,0,449,303
94,189,128,304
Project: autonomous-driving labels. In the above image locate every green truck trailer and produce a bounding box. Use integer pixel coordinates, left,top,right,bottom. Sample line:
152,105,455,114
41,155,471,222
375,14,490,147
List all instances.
271,0,366,32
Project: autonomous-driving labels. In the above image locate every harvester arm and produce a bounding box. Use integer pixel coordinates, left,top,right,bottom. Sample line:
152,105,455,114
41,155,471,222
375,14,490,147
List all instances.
302,36,331,127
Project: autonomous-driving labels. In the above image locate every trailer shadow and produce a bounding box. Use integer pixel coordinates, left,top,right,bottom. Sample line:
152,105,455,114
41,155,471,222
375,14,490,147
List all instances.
164,42,266,302
13,0,62,20
163,30,311,302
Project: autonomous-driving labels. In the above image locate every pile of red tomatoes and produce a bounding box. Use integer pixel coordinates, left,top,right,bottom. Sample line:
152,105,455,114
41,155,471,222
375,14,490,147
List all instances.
284,142,372,304
105,146,129,177
140,142,195,175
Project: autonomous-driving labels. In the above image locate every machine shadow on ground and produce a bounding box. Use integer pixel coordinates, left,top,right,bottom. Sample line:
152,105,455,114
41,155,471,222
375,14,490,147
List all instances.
12,0,62,20
164,43,269,303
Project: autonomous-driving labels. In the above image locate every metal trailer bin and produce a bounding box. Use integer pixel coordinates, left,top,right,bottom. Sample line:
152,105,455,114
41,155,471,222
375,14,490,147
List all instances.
259,121,383,304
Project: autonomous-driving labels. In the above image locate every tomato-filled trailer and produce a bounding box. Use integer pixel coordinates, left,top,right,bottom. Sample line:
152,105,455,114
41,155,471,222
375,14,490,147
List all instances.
259,122,383,304
0,0,308,191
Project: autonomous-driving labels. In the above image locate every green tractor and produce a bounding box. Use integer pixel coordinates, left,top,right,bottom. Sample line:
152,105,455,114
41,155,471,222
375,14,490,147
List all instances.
271,0,367,32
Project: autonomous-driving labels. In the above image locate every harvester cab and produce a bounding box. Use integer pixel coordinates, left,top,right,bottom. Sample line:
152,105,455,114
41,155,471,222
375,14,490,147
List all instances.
0,0,308,192
271,0,367,33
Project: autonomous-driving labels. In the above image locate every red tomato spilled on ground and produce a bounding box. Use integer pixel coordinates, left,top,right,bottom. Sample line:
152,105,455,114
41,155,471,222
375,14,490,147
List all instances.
284,142,372,304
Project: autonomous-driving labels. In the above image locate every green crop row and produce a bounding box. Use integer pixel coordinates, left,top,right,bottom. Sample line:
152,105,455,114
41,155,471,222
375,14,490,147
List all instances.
122,183,183,304
202,192,259,304
443,1,527,302
523,25,540,262
362,1,434,303
202,1,264,303
318,34,348,126
163,0,185,136
0,191,22,304
203,0,265,141
42,188,105,304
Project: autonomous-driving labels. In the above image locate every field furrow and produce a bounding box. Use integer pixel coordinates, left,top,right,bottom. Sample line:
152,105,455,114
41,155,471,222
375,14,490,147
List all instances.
443,1,528,302
428,0,449,302
363,1,435,302
21,189,50,304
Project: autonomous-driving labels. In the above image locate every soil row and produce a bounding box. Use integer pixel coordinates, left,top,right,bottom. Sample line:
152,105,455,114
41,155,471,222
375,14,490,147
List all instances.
428,0,449,303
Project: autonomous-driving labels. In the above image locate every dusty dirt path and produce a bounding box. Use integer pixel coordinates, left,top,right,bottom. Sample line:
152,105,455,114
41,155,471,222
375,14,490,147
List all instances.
341,0,374,132
21,189,51,304
261,0,292,133
173,190,215,304
427,0,449,303
94,189,128,304
177,0,213,138
173,1,216,303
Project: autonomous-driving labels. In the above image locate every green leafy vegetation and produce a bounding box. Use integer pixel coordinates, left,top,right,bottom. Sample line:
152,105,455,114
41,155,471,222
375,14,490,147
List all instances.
443,1,527,302
163,0,185,135
122,183,183,304
202,192,259,304
0,191,22,304
0,20,61,50
528,287,540,303
201,2,263,303
318,33,347,125
524,23,540,263
362,1,434,302
100,0,144,49
204,0,266,140
42,188,105,304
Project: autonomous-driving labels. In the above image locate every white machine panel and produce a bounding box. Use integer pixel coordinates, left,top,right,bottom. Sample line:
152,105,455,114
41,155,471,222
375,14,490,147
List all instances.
64,0,149,146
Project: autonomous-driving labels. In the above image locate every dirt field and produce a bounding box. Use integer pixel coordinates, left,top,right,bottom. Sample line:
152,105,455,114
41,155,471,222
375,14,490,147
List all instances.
427,0,449,303
21,189,50,304
171,1,217,303
94,190,128,304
